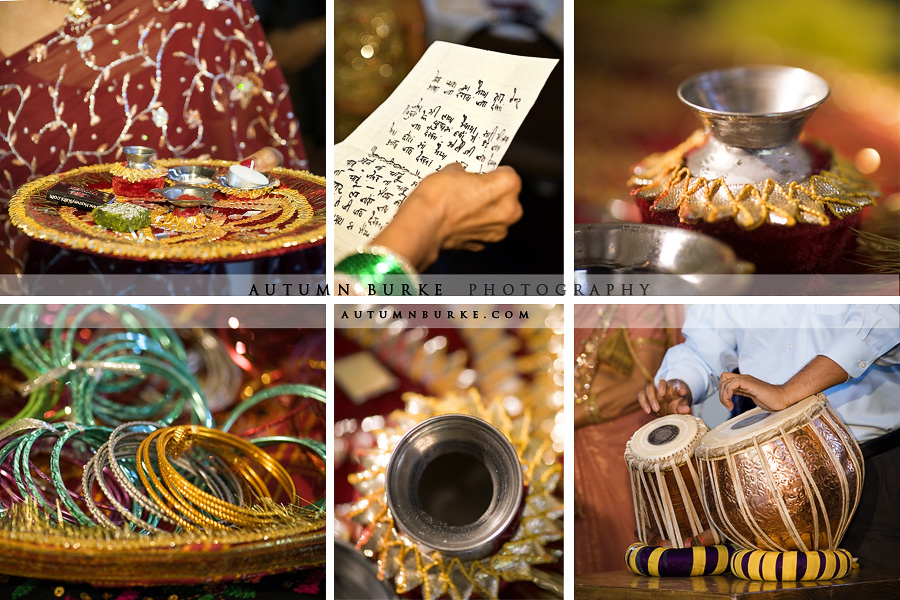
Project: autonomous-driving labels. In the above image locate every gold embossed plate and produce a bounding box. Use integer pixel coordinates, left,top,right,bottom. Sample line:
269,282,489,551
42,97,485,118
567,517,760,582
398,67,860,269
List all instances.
8,159,326,262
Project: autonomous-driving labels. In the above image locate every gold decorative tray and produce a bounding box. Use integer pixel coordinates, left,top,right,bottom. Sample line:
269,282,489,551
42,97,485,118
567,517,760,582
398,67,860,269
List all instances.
9,159,326,262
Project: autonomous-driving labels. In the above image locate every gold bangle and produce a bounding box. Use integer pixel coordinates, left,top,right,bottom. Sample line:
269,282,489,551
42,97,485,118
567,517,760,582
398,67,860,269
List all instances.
155,426,296,528
136,429,199,530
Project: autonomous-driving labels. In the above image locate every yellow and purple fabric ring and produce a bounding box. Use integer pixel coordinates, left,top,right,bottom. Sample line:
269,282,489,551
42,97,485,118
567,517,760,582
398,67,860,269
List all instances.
730,548,853,581
625,543,734,577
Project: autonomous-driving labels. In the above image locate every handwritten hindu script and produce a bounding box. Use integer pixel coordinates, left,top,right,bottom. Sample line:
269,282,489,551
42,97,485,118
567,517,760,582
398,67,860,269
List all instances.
334,41,558,260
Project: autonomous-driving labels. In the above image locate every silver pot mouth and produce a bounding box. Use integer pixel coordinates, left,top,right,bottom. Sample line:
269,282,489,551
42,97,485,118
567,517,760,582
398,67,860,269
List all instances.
334,540,399,600
385,414,524,561
678,66,829,149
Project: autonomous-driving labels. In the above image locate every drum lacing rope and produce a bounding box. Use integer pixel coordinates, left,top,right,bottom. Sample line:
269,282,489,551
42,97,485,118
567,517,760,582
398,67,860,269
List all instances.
726,443,784,551
683,457,722,544
705,452,754,549
629,469,651,546
821,403,865,544
806,410,853,549
629,456,669,547
752,435,808,552
654,463,681,547
669,457,704,541
778,424,821,552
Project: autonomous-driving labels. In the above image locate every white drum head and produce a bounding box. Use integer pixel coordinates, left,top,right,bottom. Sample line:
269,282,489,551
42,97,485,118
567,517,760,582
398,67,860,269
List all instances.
625,414,707,467
698,393,826,455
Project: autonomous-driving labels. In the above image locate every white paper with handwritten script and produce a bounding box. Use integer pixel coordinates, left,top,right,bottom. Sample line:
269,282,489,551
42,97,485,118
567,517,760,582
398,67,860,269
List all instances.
334,41,558,261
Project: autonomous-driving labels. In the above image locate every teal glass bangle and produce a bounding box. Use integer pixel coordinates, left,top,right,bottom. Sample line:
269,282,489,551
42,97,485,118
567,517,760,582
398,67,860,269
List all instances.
0,304,197,427
70,332,212,428
220,384,326,434
50,425,116,526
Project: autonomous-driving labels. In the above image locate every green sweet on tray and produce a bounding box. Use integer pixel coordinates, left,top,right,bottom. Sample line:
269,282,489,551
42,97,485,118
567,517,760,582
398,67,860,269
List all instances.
92,201,151,232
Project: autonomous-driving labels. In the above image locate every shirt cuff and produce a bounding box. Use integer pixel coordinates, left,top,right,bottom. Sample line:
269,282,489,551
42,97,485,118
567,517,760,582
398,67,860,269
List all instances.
658,352,715,404
822,331,884,379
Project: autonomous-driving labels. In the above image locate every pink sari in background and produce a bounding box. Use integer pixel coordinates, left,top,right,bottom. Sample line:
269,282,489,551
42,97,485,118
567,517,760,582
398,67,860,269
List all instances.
573,304,684,575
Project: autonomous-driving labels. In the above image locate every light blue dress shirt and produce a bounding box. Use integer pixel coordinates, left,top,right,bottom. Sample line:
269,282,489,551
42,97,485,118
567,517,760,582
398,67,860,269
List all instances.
656,304,900,443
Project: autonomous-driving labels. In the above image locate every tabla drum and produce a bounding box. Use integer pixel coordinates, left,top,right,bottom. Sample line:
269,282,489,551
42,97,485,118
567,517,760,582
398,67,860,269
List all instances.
625,414,722,548
695,393,864,552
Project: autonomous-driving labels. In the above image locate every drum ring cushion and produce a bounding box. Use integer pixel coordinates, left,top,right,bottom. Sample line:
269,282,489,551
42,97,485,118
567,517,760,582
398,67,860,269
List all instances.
625,543,734,577
730,548,853,581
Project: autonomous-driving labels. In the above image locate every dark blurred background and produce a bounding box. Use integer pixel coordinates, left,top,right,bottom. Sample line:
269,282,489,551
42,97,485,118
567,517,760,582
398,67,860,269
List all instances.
253,0,328,176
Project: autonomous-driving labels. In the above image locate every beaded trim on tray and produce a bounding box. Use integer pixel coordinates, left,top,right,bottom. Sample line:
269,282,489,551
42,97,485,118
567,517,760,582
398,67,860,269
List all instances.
629,130,879,230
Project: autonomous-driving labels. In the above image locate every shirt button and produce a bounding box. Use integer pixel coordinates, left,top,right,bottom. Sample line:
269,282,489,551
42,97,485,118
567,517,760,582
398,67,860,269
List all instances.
860,361,867,369
787,344,792,350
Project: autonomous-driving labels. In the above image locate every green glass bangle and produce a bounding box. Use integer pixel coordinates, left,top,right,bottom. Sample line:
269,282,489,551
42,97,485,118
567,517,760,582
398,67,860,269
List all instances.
70,332,212,428
220,384,326,434
50,424,116,526
0,305,196,427
335,246,421,294
12,425,63,519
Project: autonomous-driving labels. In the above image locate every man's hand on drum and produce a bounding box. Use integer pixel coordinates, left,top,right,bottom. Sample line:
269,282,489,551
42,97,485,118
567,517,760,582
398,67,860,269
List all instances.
718,372,792,412
638,379,693,416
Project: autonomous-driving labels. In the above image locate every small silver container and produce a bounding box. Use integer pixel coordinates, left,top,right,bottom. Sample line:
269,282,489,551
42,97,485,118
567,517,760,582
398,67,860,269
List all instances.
385,414,523,562
122,146,158,170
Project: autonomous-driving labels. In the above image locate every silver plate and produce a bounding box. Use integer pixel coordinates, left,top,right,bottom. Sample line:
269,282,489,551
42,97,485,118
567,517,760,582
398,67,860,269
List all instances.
165,166,218,186
150,185,216,207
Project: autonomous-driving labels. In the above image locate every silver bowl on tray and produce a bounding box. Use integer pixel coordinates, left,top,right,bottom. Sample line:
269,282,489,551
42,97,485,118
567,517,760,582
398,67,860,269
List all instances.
151,185,216,207
166,165,218,186
574,222,755,294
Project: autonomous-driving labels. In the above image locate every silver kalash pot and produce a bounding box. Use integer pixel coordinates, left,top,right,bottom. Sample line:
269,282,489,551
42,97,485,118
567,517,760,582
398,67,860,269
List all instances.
385,414,524,562
677,66,828,185
629,65,878,273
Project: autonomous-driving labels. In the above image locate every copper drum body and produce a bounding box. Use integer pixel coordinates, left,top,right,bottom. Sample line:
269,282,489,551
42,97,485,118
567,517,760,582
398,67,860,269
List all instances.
625,414,721,548
695,393,864,552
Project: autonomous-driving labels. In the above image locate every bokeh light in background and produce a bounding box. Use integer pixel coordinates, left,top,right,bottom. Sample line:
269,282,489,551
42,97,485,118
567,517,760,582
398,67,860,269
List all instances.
574,0,899,229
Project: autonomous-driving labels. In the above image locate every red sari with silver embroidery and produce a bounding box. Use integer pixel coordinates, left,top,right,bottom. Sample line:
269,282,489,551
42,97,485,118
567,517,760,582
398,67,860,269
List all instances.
0,0,306,205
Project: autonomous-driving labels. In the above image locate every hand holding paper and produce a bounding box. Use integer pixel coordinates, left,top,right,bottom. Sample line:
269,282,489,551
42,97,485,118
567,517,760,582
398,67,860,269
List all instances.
334,41,559,263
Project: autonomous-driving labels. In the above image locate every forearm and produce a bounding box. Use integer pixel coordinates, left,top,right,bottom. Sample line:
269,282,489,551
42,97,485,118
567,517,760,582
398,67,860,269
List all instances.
782,355,848,403
658,305,740,403
371,198,442,272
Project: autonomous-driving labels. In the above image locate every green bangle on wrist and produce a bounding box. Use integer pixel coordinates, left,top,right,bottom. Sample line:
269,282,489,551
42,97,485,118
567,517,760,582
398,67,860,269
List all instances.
335,246,421,295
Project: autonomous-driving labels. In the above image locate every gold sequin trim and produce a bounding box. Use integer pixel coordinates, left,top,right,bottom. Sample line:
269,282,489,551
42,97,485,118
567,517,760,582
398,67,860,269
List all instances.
348,391,563,600
629,130,878,230
109,163,165,182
